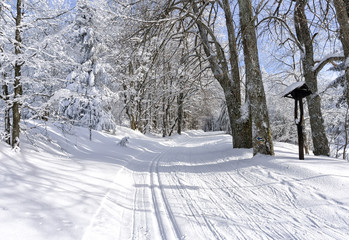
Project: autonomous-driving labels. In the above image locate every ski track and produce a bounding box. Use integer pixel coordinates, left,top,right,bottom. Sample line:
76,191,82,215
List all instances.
82,132,349,240
150,147,183,240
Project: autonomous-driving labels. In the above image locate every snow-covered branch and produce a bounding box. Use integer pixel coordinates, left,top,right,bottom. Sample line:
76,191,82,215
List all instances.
313,53,345,76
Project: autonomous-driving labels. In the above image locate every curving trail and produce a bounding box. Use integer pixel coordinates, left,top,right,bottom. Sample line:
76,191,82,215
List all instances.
83,131,349,240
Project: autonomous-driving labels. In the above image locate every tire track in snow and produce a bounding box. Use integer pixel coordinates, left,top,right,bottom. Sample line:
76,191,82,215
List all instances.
149,147,184,240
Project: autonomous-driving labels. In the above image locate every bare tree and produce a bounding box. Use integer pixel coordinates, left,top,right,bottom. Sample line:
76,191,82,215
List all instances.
119,0,252,147
190,0,252,148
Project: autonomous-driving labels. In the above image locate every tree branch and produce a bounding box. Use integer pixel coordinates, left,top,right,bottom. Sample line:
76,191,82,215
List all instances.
313,54,345,76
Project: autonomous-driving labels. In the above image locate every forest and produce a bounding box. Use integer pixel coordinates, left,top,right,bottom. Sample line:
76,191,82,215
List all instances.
1,0,349,159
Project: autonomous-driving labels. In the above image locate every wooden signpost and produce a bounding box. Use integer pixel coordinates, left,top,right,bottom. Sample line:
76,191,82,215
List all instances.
283,82,312,160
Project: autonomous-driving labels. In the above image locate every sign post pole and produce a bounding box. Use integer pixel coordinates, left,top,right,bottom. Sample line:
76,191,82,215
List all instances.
283,82,312,160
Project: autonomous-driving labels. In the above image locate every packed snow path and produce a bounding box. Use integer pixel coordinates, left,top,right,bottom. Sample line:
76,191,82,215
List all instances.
1,127,349,240
82,131,349,240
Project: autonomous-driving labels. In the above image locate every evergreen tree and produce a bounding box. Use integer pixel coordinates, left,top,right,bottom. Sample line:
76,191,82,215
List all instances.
56,0,117,136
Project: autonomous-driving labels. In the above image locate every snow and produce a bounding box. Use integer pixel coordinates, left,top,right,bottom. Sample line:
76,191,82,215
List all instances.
281,81,306,97
312,53,345,73
1,124,349,239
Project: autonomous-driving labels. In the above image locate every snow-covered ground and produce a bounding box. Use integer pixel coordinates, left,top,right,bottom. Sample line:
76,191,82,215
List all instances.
1,123,349,240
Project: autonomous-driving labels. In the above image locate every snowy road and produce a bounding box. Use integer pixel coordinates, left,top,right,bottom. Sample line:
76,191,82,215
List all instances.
81,131,349,240
1,126,349,240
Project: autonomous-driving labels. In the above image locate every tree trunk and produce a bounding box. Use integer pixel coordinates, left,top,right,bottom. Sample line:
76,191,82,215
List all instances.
130,114,137,130
343,106,349,160
294,0,330,156
191,1,251,149
162,96,167,137
222,0,252,148
12,0,23,148
0,41,10,145
144,93,152,134
177,92,183,135
238,0,274,155
333,0,349,112
2,84,10,145
136,99,143,133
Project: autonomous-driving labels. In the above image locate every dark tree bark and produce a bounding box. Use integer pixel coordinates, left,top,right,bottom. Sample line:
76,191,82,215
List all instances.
177,92,183,135
294,0,329,156
162,96,167,137
12,0,23,148
333,0,349,109
238,0,274,155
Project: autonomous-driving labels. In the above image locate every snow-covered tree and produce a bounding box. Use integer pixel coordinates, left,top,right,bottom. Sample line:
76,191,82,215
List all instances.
53,0,118,137
0,2,12,145
0,0,77,148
